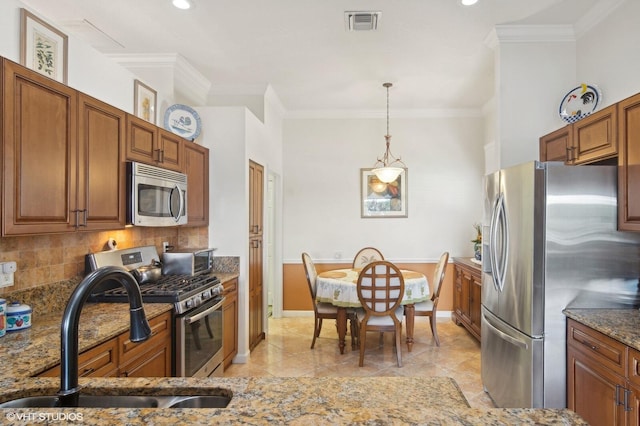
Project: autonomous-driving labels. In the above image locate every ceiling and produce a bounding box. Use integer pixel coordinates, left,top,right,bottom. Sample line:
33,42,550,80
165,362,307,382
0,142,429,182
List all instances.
20,0,606,113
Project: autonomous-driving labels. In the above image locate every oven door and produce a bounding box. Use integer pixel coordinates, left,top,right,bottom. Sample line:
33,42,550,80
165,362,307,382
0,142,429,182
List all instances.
175,296,225,377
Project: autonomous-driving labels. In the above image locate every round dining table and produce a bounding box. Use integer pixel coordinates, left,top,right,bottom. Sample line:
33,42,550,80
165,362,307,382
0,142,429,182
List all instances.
315,267,430,354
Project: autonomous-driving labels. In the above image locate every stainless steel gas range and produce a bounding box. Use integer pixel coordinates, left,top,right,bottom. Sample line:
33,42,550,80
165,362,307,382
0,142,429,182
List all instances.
86,246,225,377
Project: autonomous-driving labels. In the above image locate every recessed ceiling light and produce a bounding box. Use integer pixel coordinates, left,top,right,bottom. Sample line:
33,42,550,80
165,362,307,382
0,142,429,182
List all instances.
172,0,192,10
461,0,478,5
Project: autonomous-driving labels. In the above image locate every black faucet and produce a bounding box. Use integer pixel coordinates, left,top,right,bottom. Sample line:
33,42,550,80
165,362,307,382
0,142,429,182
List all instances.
57,266,152,406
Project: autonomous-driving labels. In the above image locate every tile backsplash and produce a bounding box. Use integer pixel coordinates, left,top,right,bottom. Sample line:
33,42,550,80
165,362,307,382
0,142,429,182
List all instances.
0,226,208,295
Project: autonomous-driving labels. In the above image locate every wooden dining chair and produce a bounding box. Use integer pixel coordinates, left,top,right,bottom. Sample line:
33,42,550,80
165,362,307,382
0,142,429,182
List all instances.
356,260,405,367
352,247,384,268
406,251,449,346
302,252,358,349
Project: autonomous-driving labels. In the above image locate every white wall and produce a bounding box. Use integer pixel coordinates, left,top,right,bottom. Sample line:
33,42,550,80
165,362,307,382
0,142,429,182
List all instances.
0,1,139,113
199,103,284,363
496,39,576,169
283,115,485,264
577,0,640,107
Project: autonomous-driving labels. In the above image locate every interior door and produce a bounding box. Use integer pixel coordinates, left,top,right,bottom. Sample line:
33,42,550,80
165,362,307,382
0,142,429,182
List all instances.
249,160,265,351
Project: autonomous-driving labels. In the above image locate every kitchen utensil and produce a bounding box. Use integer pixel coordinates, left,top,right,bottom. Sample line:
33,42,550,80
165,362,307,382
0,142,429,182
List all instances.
132,260,162,284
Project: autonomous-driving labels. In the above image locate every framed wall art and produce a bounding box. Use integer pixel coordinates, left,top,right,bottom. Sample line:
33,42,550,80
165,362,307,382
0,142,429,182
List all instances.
20,8,68,84
134,79,157,124
360,168,408,218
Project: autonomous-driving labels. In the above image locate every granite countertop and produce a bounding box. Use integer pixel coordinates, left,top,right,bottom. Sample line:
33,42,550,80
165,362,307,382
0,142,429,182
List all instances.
0,376,586,425
0,302,173,377
0,271,587,424
564,307,640,351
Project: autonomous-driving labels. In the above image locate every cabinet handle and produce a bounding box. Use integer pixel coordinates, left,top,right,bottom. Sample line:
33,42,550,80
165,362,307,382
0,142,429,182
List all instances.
616,385,623,406
624,388,632,412
72,209,80,229
79,367,95,377
154,149,163,162
79,209,88,228
579,339,599,351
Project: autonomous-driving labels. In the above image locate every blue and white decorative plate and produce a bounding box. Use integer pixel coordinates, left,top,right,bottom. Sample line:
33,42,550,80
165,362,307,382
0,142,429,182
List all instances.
164,104,202,140
559,84,602,124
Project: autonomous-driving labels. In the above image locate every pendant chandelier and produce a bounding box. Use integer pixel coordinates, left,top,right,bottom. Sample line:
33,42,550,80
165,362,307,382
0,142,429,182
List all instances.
372,82,406,183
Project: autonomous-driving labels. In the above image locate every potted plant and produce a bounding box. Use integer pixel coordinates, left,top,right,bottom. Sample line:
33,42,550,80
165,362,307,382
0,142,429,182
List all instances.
471,223,482,260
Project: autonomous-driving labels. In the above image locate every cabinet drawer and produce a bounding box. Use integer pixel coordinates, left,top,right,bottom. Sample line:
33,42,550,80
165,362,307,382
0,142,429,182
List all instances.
223,278,238,296
567,319,626,376
119,312,171,364
38,337,119,378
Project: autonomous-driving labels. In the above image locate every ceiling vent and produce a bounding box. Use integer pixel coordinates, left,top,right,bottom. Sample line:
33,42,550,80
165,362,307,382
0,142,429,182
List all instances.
344,11,381,31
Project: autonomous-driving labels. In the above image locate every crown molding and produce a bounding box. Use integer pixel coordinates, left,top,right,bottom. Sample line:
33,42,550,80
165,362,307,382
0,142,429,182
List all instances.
106,53,211,105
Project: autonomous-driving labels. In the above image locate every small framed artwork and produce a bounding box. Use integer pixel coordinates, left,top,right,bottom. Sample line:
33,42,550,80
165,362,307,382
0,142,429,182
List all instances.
360,168,408,218
20,9,68,84
134,79,157,124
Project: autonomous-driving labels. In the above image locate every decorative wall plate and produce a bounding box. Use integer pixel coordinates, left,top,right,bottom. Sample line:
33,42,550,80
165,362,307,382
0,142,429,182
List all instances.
164,104,202,140
559,84,602,124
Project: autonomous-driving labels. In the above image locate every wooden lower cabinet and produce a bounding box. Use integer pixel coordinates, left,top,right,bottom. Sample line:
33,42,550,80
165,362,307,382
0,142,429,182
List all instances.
38,338,119,378
451,257,481,341
118,311,172,377
567,318,639,426
222,278,239,369
37,311,172,378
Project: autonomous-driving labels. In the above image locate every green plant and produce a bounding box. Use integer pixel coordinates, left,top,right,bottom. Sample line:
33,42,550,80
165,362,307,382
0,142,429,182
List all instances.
471,223,482,252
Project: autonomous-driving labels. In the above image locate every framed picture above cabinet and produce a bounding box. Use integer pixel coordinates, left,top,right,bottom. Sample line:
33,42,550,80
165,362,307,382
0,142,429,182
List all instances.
134,79,157,124
19,8,68,84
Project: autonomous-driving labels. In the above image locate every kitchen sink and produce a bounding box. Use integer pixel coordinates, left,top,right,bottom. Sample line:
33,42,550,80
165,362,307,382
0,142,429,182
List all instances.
0,394,231,409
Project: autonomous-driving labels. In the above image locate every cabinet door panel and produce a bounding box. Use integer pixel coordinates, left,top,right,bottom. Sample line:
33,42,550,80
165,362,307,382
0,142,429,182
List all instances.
126,114,158,164
78,94,126,230
2,59,77,235
568,346,626,426
618,93,640,231
184,142,209,226
572,104,617,165
223,279,238,368
158,129,184,172
539,126,571,163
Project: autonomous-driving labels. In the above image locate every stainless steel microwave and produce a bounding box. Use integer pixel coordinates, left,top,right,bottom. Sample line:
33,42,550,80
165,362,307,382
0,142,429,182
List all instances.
127,161,188,227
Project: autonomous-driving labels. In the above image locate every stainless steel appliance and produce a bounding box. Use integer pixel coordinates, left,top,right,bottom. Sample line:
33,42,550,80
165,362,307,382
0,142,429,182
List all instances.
162,248,215,276
127,161,188,227
481,161,640,408
86,246,224,377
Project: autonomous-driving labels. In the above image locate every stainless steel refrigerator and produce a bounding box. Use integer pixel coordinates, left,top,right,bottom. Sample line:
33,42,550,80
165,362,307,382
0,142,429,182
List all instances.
481,161,640,409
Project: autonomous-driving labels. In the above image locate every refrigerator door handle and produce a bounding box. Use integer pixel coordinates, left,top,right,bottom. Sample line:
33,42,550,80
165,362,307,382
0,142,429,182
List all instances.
489,193,508,292
483,310,528,350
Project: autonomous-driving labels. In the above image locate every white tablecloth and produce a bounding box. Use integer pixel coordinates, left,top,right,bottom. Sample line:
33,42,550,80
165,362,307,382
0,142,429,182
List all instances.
315,268,430,307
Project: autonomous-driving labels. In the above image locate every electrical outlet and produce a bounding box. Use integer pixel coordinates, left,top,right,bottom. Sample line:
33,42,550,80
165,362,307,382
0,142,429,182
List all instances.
0,261,16,288
334,251,343,260
0,272,14,288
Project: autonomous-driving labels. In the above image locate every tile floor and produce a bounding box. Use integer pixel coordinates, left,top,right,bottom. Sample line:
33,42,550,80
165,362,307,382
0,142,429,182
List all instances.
223,315,495,408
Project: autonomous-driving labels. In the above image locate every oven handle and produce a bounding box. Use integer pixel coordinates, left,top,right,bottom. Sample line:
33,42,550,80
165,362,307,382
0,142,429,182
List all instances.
185,297,225,324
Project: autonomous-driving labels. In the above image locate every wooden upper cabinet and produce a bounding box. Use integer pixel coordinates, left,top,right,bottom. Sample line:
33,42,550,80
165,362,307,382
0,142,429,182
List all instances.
184,142,209,227
539,105,618,165
78,93,126,230
2,58,78,235
125,115,184,172
617,92,640,231
158,129,184,172
571,104,617,164
539,125,572,163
